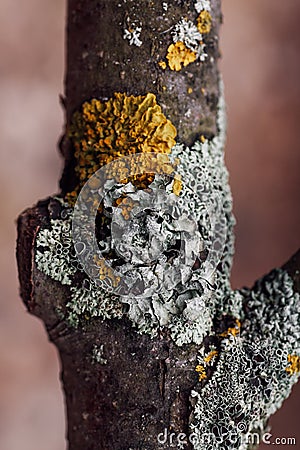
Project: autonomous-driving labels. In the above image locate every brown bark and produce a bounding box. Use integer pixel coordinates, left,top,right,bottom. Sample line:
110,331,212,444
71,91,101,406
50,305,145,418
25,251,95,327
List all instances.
283,249,300,293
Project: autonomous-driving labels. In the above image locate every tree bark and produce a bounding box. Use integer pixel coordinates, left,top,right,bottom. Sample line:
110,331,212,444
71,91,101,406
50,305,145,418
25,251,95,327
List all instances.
17,1,300,450
60,0,221,194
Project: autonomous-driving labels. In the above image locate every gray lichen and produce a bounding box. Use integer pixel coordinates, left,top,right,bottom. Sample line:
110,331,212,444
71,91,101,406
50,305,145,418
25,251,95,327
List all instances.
190,269,300,450
35,87,235,348
33,83,300,449
194,0,211,13
123,25,142,47
35,219,77,285
172,19,203,53
171,17,208,62
66,281,124,328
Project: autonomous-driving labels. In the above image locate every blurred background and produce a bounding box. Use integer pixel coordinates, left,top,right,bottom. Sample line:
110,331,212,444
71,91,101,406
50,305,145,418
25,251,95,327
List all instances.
0,0,299,449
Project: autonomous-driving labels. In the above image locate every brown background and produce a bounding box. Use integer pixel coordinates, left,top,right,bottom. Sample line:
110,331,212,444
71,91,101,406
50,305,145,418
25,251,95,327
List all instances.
0,0,299,449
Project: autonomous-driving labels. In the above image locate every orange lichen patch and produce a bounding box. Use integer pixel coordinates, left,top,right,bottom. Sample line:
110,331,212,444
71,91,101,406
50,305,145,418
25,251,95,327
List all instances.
197,10,212,34
166,42,197,71
220,319,241,338
115,196,136,220
67,153,180,207
94,256,120,288
67,92,177,203
172,174,182,196
158,60,167,69
102,152,178,185
200,134,206,143
204,350,218,364
195,364,207,382
66,190,78,206
285,354,300,375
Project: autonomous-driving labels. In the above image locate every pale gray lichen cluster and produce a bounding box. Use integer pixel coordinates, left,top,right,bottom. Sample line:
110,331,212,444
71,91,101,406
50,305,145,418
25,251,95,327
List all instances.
172,19,207,60
33,82,300,449
102,178,202,297
122,1,210,60
195,0,211,13
67,282,124,328
35,88,235,347
123,25,142,47
190,269,300,450
164,94,236,345
35,218,77,285
171,0,210,63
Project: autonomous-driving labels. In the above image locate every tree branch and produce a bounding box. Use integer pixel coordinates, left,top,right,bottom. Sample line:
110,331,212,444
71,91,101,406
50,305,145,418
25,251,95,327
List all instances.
17,1,299,449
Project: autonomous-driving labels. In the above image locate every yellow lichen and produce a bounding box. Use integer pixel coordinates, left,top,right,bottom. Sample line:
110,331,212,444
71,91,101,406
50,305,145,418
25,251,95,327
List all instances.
197,10,212,34
204,350,218,364
285,354,300,375
66,190,79,206
166,42,197,71
172,174,182,196
195,364,207,382
158,60,167,69
115,196,136,220
94,256,120,288
220,319,241,338
67,92,177,202
187,87,193,94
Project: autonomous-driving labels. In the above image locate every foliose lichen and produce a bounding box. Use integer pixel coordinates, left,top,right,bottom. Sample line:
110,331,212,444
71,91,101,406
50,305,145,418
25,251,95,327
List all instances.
195,0,211,13
164,16,208,71
166,42,197,71
197,10,212,35
190,269,300,450
172,19,202,53
34,81,300,449
286,354,300,375
67,281,124,328
66,92,177,204
158,1,212,72
35,218,77,285
123,25,142,47
35,86,236,348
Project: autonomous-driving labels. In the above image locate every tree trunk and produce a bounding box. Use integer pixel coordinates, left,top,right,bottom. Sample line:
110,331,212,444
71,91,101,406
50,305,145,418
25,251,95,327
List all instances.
17,1,300,449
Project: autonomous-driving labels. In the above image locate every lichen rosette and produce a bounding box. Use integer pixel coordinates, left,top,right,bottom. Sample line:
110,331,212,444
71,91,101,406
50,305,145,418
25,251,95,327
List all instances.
67,92,177,203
